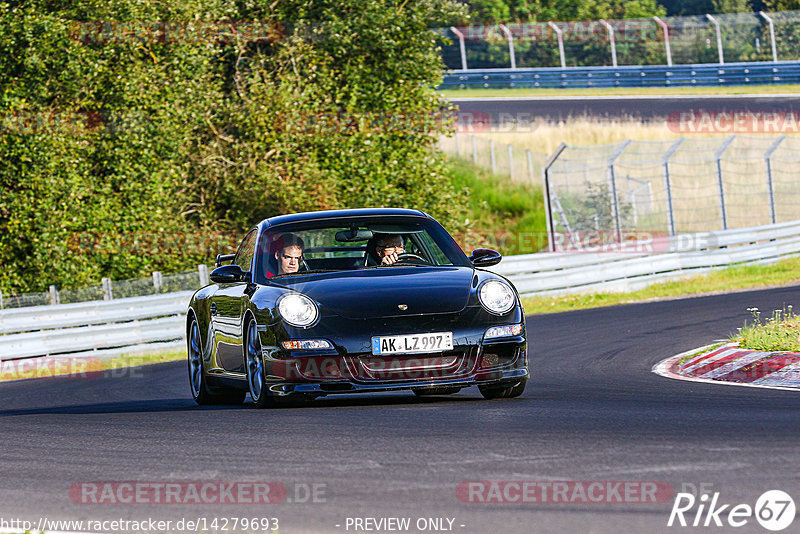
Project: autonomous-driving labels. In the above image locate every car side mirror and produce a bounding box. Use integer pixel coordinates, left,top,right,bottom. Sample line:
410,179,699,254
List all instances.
469,248,502,267
210,264,249,284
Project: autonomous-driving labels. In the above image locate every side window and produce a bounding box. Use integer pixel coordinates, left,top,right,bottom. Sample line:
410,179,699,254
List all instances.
234,230,257,274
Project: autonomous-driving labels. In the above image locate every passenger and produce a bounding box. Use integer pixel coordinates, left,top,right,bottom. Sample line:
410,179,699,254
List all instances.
266,234,305,277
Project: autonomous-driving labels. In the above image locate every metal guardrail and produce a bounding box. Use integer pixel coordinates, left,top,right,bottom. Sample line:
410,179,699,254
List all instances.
3,219,800,360
491,220,800,295
440,61,800,89
0,292,192,360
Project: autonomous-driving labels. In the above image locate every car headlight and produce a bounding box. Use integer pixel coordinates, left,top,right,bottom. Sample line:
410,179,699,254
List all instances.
277,293,319,328
478,280,515,314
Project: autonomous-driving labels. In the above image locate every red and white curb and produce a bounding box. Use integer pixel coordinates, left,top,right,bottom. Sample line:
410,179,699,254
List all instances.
653,342,800,392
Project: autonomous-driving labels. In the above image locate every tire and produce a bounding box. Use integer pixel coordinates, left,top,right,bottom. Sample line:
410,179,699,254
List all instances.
188,317,245,406
244,319,308,408
478,378,527,400
412,386,461,396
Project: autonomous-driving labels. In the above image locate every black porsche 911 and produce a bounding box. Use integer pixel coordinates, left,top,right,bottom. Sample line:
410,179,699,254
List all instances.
187,208,528,407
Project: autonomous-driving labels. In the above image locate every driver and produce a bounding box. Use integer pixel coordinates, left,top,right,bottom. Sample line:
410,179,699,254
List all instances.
266,233,305,277
374,233,405,265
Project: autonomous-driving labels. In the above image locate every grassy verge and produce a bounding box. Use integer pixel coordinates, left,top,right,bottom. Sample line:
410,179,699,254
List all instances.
522,256,800,315
445,157,547,254
439,84,800,99
734,306,800,352
0,348,185,382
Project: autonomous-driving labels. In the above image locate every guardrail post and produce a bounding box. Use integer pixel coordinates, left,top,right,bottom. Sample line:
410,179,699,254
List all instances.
450,27,468,70
508,144,514,180
662,138,684,236
715,135,736,230
499,24,516,69
706,14,724,65
608,140,631,244
152,271,163,293
102,277,113,301
759,11,778,63
490,140,496,174
471,135,477,164
49,285,60,306
198,264,210,286
764,135,786,224
653,16,672,66
599,19,618,68
548,22,566,68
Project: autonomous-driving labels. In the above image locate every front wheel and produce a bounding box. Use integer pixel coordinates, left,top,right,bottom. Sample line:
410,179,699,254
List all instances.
478,379,527,400
245,319,309,408
188,318,245,405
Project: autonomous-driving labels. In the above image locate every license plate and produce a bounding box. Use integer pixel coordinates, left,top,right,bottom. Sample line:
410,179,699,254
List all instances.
371,332,453,355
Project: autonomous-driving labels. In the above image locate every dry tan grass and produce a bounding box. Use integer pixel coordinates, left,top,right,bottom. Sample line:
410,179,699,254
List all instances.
473,117,800,156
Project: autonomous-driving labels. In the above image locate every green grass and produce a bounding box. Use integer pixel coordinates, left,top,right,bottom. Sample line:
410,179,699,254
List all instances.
446,158,546,254
438,84,800,99
522,256,800,315
735,306,800,352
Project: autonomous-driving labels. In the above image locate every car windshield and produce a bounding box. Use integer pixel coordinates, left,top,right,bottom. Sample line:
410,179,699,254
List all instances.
254,216,470,282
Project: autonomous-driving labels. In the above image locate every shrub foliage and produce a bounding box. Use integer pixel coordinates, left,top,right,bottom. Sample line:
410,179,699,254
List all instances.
0,0,466,293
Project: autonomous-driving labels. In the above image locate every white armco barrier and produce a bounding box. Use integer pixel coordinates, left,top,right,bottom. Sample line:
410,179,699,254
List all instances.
489,220,800,296
2,220,800,360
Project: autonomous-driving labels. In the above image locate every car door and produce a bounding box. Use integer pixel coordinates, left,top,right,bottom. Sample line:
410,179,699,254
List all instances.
211,228,257,373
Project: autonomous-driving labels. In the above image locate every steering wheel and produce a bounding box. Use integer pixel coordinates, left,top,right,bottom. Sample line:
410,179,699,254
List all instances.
392,252,429,264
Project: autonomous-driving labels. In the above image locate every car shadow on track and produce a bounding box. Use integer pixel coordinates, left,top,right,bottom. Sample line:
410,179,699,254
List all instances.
0,392,500,416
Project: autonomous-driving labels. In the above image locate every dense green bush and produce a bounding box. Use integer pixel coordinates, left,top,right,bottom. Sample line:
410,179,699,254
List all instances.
0,0,466,293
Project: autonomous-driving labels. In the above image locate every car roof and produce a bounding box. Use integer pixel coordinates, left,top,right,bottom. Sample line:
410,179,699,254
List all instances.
258,208,430,230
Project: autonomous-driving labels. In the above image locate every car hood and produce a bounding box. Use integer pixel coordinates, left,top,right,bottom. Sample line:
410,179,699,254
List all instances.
272,266,474,319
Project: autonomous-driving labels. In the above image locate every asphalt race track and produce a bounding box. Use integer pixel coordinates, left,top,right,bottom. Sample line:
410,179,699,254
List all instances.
448,94,800,123
2,285,800,534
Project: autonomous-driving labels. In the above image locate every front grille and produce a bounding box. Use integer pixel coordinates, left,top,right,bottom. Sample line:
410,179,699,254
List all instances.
345,348,478,382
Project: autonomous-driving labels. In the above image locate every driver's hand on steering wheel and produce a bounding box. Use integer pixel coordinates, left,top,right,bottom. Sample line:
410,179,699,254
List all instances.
381,252,400,265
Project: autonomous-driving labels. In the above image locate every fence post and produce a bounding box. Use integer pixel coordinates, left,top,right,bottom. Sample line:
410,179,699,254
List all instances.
653,16,672,66
662,138,684,237
49,285,60,306
599,20,618,68
454,131,460,157
198,264,210,286
608,140,631,244
715,135,736,230
706,14,724,65
508,144,514,180
759,11,778,63
548,22,566,68
498,24,516,69
490,140,496,174
526,149,534,184
450,27,468,70
102,277,113,301
152,271,163,293
471,135,477,165
543,142,571,251
764,135,787,225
